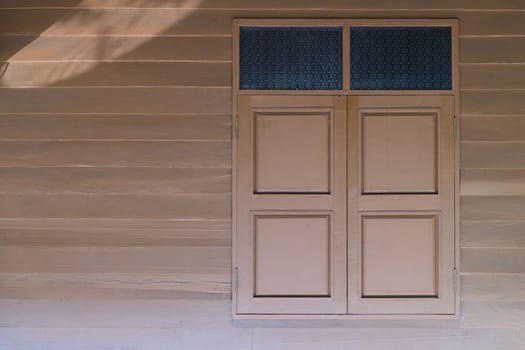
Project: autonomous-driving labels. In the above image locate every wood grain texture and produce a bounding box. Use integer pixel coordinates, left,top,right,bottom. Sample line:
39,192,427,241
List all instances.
461,142,525,169
462,221,525,248
461,91,525,115
0,193,230,219
0,35,231,61
461,37,525,64
462,196,525,221
0,87,231,114
461,116,525,141
2,0,525,9
0,114,231,140
0,167,231,194
0,61,231,87
461,274,525,301
461,169,525,196
461,64,525,90
0,9,521,36
0,141,231,167
462,247,525,273
1,0,525,348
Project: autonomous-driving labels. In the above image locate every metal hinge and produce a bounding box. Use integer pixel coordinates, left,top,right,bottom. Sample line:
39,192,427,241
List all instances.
234,116,239,139
453,115,458,141
234,267,239,292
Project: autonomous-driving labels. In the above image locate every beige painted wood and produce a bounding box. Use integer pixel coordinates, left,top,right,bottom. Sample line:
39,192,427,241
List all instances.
254,213,330,296
0,193,230,219
0,61,230,87
462,220,525,248
361,112,437,193
0,114,231,141
462,142,525,169
361,215,437,296
461,116,525,142
0,141,230,168
461,169,525,196
0,35,231,61
462,64,525,90
0,87,231,114
254,112,330,193
461,91,525,115
235,95,347,315
461,37,525,64
348,95,456,315
1,0,525,347
2,0,524,9
0,167,231,194
0,9,517,36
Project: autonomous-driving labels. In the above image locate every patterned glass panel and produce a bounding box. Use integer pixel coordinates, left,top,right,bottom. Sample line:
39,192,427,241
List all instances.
240,26,343,90
350,26,452,90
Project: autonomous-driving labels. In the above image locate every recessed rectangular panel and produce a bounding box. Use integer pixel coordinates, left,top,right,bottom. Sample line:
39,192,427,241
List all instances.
240,26,342,90
361,215,438,297
254,214,330,296
350,26,452,90
362,112,437,193
254,112,330,193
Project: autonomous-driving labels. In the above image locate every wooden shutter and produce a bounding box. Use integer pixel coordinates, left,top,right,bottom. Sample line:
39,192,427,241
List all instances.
347,95,456,315
235,95,347,314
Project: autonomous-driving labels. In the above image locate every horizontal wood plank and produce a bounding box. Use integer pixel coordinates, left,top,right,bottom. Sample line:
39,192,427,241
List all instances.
462,221,525,248
462,196,525,221
0,87,231,114
461,274,525,301
461,91,525,115
0,299,233,327
0,35,231,61
0,167,231,194
0,114,231,140
0,141,231,167
0,245,231,273
0,193,231,219
461,142,525,169
2,0,525,9
461,169,525,196
461,301,525,328
0,272,231,299
0,9,521,36
461,64,525,90
461,37,525,63
0,61,231,87
461,116,525,142
462,247,525,273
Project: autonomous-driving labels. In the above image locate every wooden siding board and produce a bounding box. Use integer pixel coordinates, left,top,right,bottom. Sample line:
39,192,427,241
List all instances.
0,193,231,219
462,221,525,248
0,114,231,141
0,0,525,348
461,116,525,142
0,35,232,61
461,37,525,64
0,9,522,36
461,169,525,196
462,196,525,221
0,61,231,87
0,246,231,273
0,87,231,114
0,167,231,194
2,0,525,9
461,142,525,169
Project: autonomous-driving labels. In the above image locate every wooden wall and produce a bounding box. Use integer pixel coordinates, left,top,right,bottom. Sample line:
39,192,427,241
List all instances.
1,1,525,348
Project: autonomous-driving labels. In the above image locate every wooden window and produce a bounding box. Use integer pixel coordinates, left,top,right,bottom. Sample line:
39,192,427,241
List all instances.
233,19,459,319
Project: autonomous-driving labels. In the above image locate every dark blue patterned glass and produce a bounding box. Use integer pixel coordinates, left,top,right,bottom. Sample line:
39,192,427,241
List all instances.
350,26,452,90
239,26,342,90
